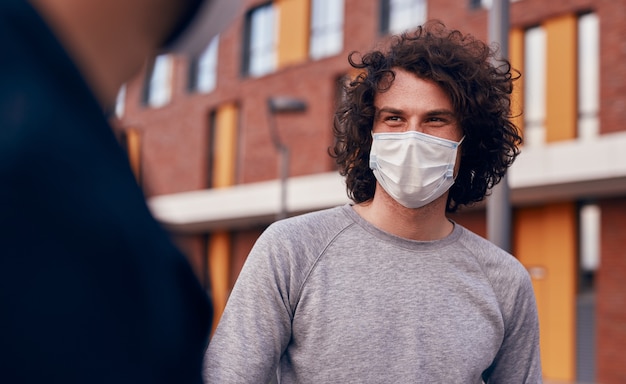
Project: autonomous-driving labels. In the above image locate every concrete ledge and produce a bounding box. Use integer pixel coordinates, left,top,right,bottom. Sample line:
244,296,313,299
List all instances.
148,171,350,232
148,132,626,232
510,131,626,204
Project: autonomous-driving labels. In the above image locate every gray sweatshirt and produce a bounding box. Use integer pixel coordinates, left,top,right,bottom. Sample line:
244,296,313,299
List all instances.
204,204,542,383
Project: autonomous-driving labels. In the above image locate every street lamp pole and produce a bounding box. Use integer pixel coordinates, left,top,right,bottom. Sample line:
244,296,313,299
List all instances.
487,0,512,252
267,97,307,221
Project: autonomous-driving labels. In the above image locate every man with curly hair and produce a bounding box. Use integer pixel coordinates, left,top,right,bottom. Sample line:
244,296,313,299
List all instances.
205,21,542,383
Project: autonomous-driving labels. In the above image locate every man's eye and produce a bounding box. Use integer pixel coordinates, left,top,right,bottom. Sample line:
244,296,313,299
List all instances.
426,117,451,125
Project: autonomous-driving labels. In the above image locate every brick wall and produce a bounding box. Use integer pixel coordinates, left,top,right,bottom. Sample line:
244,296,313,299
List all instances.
449,207,487,239
598,198,626,384
597,0,626,135
230,228,265,287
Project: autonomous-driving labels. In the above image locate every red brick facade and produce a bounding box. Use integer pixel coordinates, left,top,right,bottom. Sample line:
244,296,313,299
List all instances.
598,198,626,383
117,0,626,382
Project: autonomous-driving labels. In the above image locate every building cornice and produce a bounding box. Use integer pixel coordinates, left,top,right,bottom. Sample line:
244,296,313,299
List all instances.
148,132,626,232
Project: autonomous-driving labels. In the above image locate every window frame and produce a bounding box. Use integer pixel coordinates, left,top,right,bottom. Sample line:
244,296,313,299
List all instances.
143,54,173,108
577,12,600,140
242,2,277,78
309,0,345,60
522,25,547,147
190,35,220,94
379,0,427,35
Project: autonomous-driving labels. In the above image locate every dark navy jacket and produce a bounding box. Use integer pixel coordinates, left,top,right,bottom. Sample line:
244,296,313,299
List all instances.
0,1,212,383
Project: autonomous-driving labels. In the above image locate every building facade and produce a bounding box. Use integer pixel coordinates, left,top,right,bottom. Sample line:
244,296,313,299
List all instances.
113,0,626,382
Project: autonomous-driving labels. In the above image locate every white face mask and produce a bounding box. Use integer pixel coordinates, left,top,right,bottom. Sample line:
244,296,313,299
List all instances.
369,131,464,209
162,0,242,58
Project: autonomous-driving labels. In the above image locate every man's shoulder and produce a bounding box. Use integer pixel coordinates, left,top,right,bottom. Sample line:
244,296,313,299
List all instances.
456,226,507,253
270,205,353,235
456,225,530,280
257,205,355,255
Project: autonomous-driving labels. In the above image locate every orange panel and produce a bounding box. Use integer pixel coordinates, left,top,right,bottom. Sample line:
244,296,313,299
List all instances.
276,0,310,68
126,128,142,182
209,103,238,334
213,103,238,188
514,203,577,381
545,14,577,142
509,28,524,136
209,231,231,335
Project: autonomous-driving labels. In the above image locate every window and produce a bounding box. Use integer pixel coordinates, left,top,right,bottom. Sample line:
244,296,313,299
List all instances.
144,54,173,108
576,201,602,383
577,13,599,140
523,26,546,147
576,202,599,381
309,0,345,60
243,3,277,77
191,35,220,93
380,0,427,35
475,0,521,9
579,203,600,281
523,14,591,145
114,85,126,118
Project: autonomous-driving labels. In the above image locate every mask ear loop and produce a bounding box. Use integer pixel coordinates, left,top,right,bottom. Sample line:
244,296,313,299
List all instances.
451,136,465,181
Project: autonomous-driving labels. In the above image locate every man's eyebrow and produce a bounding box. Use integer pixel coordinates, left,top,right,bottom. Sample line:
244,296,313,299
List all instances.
425,109,456,117
375,107,457,119
375,107,404,118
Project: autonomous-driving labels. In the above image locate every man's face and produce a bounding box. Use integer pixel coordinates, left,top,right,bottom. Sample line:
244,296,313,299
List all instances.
372,67,463,174
372,68,462,141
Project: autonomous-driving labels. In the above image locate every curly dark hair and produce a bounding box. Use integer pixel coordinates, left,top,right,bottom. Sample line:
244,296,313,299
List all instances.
329,20,522,212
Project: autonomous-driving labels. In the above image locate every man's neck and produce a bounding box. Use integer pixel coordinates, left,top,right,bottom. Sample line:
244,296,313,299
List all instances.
353,188,453,241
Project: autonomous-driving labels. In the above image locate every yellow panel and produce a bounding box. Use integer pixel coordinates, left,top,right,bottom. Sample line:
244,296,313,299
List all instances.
209,103,237,333
276,0,310,67
126,128,141,182
209,231,231,334
213,103,238,188
509,28,524,136
545,14,577,142
514,203,577,381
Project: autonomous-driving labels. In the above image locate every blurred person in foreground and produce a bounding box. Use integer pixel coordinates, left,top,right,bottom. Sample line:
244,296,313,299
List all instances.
0,0,238,383
204,21,542,383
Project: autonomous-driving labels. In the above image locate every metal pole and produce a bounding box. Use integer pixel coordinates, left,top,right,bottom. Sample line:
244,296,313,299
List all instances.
487,0,512,252
266,97,306,221
266,109,288,221
277,147,289,221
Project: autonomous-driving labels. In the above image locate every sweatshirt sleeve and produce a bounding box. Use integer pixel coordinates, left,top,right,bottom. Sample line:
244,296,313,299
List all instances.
203,223,297,384
483,266,543,383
